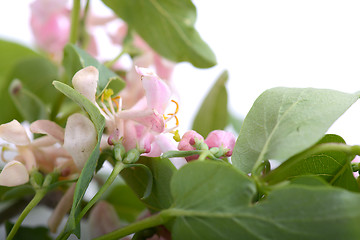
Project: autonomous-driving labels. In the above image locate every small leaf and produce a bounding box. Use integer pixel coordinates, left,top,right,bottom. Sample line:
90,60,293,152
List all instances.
9,79,49,122
62,44,125,96
0,185,35,201
168,161,360,240
53,81,105,238
192,70,229,137
102,0,216,68
121,156,176,211
232,88,359,174
264,134,359,192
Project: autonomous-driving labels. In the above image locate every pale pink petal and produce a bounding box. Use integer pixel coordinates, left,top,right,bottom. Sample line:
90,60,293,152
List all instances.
72,66,99,104
178,130,204,151
0,160,29,187
117,109,165,133
18,146,37,170
30,120,65,143
63,113,97,170
32,136,58,147
153,54,174,81
0,120,30,145
88,201,121,238
48,183,76,233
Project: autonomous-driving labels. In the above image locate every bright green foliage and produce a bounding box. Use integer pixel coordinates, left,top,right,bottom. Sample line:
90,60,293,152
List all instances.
168,161,360,240
192,70,229,137
264,134,359,192
62,44,125,96
102,0,216,68
232,88,359,173
53,81,105,238
121,157,176,211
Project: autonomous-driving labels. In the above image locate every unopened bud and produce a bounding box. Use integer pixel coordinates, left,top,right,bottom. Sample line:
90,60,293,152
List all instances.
123,149,140,164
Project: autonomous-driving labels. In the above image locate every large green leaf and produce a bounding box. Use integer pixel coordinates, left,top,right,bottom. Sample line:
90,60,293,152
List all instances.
102,0,216,68
232,88,359,174
192,70,228,137
167,161,360,240
264,134,359,192
121,156,176,211
0,39,38,89
0,56,57,123
62,44,125,96
53,81,105,238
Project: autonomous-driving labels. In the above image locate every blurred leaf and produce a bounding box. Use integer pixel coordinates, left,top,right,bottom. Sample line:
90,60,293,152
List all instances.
121,156,176,211
0,39,38,88
9,79,49,122
228,112,243,134
264,134,359,192
168,161,360,240
62,44,125,96
102,0,216,68
232,88,359,174
103,184,146,223
1,185,35,201
53,81,105,238
192,70,228,137
0,56,57,123
5,222,52,240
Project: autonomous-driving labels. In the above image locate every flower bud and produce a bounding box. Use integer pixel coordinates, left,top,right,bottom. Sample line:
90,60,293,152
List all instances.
123,149,141,164
178,131,204,161
0,161,29,187
205,130,236,157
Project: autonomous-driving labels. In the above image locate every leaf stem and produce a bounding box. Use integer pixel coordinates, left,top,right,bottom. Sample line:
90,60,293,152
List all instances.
105,50,125,68
76,161,125,221
93,211,171,240
69,0,81,44
6,189,47,240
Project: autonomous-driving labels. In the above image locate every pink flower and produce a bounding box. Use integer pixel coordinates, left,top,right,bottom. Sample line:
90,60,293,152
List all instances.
0,114,97,187
30,0,70,54
72,66,179,157
205,130,236,157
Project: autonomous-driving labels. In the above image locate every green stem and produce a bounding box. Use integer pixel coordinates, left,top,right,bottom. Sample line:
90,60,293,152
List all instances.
69,0,81,44
6,189,47,240
264,143,360,183
79,0,91,48
93,211,171,240
77,161,125,221
105,50,125,68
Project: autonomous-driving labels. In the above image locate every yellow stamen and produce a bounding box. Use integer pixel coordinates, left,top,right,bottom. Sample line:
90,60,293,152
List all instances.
171,100,179,114
112,98,119,110
103,89,114,100
163,114,168,120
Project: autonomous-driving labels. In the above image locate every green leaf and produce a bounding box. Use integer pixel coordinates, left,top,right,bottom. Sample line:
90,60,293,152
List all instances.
9,79,49,122
53,81,105,238
264,134,359,192
168,161,360,240
5,222,52,240
192,70,229,137
121,156,176,211
0,185,35,201
0,39,38,88
103,184,146,223
232,88,359,174
102,0,216,68
0,57,58,123
62,44,125,96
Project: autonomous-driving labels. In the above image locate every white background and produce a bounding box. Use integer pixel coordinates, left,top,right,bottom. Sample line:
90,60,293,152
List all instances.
1,0,360,144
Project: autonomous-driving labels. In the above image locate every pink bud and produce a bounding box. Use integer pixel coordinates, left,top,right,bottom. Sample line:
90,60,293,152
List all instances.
178,131,204,161
205,130,236,156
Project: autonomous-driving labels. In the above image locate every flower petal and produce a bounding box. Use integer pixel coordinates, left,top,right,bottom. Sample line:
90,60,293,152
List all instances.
72,66,99,103
0,120,30,145
205,130,236,156
0,160,29,187
30,120,65,143
136,66,171,114
63,113,97,170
